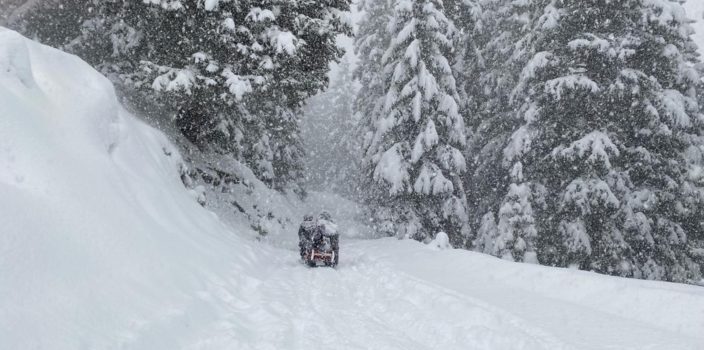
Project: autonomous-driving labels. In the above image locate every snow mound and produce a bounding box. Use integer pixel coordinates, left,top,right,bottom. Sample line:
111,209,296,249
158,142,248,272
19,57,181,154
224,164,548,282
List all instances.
0,28,261,349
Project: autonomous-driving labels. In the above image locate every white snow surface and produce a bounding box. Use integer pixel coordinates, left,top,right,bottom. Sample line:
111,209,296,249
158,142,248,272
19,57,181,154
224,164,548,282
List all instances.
2,28,704,350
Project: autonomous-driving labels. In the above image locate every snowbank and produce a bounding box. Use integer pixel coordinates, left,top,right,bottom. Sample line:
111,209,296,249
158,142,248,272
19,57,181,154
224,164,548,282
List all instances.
0,28,264,349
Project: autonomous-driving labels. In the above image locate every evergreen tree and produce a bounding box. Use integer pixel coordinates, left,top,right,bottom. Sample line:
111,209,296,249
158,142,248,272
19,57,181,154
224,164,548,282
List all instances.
501,0,704,282
125,0,349,191
462,0,543,259
445,0,483,116
473,211,499,254
360,0,469,244
354,0,396,235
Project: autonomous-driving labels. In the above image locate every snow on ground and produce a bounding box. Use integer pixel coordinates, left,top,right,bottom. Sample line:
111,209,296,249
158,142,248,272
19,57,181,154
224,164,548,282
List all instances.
232,239,704,350
0,27,268,348
1,28,704,350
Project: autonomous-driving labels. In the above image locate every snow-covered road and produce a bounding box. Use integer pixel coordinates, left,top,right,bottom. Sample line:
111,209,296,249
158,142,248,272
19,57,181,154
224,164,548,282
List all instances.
159,239,703,350
190,241,565,350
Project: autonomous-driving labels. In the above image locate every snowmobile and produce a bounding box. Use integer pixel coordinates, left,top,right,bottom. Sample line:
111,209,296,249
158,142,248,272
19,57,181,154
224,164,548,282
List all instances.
299,213,339,268
305,233,339,267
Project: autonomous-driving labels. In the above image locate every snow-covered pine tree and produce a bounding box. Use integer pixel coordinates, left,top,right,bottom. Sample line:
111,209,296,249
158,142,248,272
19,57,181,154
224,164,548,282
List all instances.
504,0,704,282
489,162,538,262
458,0,543,260
445,0,486,248
354,0,394,130
126,0,350,191
354,0,397,235
361,0,469,244
445,0,483,115
473,211,499,254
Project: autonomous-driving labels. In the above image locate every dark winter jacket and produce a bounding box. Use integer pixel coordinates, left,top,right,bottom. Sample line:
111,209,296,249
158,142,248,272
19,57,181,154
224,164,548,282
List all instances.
298,219,317,253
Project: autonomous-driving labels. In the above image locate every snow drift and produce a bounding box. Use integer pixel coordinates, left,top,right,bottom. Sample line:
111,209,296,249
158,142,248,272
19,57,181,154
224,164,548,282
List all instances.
0,27,265,348
1,28,704,350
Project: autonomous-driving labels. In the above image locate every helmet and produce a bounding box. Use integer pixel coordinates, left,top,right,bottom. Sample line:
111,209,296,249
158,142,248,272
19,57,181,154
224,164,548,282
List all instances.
318,210,332,221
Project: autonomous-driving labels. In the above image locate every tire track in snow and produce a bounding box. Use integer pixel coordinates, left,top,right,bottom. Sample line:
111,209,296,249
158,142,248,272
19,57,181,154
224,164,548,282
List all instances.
192,241,575,350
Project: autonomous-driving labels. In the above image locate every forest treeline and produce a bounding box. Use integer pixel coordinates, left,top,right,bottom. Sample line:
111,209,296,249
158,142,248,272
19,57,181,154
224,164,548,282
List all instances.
353,0,704,283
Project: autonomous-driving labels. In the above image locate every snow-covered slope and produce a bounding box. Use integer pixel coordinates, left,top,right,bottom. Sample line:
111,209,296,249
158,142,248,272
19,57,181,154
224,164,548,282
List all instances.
0,27,266,348
1,28,704,350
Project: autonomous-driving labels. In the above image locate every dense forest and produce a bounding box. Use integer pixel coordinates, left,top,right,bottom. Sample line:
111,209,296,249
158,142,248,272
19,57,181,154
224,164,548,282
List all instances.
4,0,704,284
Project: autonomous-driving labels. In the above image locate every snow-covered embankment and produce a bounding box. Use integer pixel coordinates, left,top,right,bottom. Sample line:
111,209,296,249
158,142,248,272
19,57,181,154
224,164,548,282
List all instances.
0,27,265,348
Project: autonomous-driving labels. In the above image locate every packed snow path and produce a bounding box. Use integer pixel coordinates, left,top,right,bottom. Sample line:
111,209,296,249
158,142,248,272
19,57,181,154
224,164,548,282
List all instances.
124,238,703,350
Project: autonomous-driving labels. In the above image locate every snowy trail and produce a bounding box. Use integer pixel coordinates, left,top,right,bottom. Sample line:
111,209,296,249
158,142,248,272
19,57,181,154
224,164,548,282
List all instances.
170,239,703,350
184,241,565,350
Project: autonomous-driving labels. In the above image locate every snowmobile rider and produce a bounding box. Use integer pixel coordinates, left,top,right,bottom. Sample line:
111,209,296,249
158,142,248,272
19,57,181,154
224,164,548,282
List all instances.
298,214,316,260
314,211,340,259
316,211,339,245
298,211,340,264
